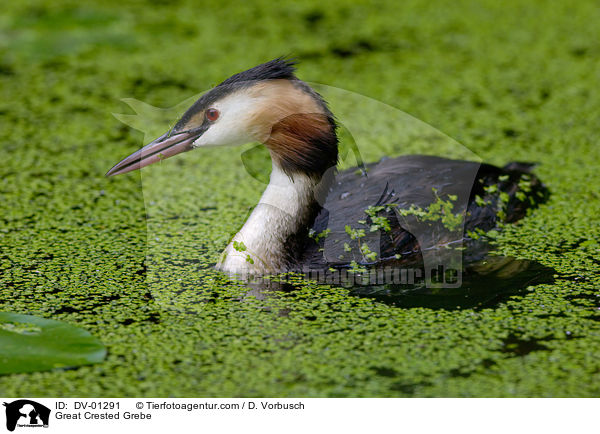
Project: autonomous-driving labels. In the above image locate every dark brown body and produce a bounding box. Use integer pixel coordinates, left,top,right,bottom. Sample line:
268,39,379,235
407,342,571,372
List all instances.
292,155,547,274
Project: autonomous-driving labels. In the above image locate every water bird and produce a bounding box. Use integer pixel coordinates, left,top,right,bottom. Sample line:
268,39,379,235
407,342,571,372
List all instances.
107,58,546,282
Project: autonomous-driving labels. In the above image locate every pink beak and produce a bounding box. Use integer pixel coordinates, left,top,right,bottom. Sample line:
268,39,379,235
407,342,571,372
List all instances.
106,130,201,176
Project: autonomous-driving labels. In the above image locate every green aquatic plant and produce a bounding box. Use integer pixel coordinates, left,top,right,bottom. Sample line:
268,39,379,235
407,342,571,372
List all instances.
309,228,331,242
364,205,392,232
0,313,106,375
359,242,378,262
344,225,366,240
1,0,600,399
395,188,464,231
232,240,247,252
348,260,367,274
343,224,378,266
232,240,263,267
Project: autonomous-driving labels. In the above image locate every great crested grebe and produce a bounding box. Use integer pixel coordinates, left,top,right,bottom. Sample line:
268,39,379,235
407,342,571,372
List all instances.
107,58,546,281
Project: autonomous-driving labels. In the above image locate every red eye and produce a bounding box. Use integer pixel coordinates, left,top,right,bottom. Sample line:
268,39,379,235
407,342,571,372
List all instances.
206,108,220,122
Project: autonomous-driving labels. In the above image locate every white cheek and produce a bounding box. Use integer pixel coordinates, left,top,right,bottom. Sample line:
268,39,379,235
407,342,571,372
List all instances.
193,117,250,147
193,94,259,147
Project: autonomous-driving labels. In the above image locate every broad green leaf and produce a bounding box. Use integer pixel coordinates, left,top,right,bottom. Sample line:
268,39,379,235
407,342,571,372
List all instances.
0,312,106,375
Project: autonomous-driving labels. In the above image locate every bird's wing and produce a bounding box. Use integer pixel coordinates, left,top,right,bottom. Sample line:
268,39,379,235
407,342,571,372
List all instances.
299,155,546,272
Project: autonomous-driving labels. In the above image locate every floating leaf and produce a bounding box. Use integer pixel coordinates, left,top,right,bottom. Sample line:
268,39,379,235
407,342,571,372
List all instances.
0,312,106,375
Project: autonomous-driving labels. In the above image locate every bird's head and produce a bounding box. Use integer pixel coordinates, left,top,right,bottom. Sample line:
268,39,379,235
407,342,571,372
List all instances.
107,58,338,178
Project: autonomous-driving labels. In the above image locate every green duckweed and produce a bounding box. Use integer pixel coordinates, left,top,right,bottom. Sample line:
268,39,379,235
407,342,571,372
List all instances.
0,0,599,398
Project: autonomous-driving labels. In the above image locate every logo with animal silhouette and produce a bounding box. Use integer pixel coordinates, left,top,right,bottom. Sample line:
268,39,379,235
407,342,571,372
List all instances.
3,400,50,432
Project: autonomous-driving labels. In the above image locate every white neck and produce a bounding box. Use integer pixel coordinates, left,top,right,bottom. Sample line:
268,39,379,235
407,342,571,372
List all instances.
216,162,323,276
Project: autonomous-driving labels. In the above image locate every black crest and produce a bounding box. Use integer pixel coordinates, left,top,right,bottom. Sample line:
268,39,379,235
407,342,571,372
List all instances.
219,57,298,86
171,57,298,134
